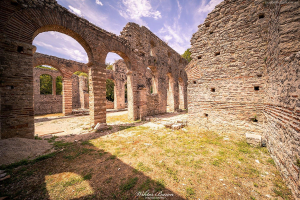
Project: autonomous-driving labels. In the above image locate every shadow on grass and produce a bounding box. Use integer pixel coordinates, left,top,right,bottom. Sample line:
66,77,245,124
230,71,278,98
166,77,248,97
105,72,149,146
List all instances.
0,124,184,200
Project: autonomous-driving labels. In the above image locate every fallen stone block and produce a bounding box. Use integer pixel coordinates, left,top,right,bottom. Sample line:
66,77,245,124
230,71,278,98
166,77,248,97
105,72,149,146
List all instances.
246,133,262,147
171,123,184,130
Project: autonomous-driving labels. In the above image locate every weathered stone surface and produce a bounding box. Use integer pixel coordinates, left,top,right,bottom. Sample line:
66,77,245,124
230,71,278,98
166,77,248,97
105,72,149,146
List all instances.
246,133,262,147
0,0,188,139
187,0,300,198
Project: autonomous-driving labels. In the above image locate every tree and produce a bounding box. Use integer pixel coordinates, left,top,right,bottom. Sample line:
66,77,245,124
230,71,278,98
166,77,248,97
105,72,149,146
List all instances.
181,48,192,62
40,74,52,94
56,76,62,95
106,63,113,70
106,79,114,101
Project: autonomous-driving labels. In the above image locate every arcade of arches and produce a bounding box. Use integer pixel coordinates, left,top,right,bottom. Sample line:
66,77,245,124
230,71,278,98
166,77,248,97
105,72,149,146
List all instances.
0,0,188,139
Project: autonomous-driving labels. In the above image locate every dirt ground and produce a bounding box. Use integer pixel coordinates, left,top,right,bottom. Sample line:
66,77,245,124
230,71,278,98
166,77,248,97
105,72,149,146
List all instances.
0,111,294,200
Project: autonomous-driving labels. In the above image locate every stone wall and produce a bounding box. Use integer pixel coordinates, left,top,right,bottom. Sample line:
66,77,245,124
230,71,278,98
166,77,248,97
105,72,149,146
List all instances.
187,0,300,197
147,94,160,116
33,68,63,115
265,1,300,198
120,23,188,114
187,0,268,134
0,0,187,139
33,67,89,115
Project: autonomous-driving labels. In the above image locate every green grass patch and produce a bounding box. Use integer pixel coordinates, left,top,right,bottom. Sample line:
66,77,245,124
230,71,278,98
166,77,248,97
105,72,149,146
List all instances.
186,187,195,198
119,177,138,192
137,162,153,172
81,140,93,146
53,141,72,148
83,173,92,180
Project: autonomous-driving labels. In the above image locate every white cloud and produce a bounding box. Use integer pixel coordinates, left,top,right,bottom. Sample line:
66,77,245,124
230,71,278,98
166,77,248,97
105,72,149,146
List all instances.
177,0,182,19
68,5,83,17
95,0,103,6
198,0,223,13
119,0,161,25
163,35,172,42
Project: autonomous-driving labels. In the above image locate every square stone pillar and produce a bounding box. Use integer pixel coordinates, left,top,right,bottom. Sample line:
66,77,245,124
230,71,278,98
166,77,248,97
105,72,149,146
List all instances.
63,76,73,115
0,40,35,139
114,80,125,109
89,63,106,127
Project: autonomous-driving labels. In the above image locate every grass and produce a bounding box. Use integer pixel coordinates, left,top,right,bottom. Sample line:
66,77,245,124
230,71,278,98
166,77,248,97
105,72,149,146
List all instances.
119,177,138,192
0,122,294,199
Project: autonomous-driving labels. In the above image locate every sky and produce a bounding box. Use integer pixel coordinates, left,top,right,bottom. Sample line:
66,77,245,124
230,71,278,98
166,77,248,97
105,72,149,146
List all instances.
33,0,223,64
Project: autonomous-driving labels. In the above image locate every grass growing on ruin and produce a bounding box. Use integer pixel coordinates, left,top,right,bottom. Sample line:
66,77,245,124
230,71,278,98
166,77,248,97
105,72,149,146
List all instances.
0,124,293,199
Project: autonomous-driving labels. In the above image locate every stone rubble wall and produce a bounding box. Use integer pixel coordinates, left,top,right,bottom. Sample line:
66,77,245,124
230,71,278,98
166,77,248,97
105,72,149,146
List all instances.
187,0,300,197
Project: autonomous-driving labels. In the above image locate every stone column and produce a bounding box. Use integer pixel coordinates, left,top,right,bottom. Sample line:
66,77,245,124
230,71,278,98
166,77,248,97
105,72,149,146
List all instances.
114,80,125,109
63,76,73,115
0,40,35,139
173,81,179,111
89,63,106,128
126,70,136,120
179,81,184,109
79,76,87,109
167,75,175,112
52,76,56,95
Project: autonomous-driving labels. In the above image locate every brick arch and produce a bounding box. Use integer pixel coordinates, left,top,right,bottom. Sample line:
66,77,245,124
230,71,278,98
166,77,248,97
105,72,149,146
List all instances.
103,49,135,72
33,25,93,65
33,53,88,78
3,6,94,65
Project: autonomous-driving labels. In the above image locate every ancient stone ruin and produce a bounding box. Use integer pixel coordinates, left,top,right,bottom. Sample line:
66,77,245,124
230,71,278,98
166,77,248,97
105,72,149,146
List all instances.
0,0,188,139
0,0,299,198
186,0,299,197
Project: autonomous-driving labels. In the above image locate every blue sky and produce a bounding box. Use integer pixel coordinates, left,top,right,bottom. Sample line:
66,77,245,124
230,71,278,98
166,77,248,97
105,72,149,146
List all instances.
33,0,223,64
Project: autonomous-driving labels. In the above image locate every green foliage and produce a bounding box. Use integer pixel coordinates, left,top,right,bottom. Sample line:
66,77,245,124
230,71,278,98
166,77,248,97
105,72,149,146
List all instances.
106,79,114,101
106,63,113,70
73,71,88,77
36,65,57,70
40,74,52,94
56,76,62,95
181,48,192,62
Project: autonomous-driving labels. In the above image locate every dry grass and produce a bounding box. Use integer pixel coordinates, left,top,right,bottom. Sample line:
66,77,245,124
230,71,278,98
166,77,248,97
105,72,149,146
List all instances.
0,119,293,200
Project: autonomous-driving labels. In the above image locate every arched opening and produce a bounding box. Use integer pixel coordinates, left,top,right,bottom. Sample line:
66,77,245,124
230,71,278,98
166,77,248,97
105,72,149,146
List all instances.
40,74,53,95
148,66,158,94
105,52,132,124
73,71,89,111
150,40,156,57
106,78,115,109
33,30,92,138
167,73,175,112
34,65,63,117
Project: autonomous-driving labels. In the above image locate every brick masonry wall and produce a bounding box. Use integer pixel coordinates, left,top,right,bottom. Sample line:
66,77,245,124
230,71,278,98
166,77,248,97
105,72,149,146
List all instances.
33,67,89,115
0,0,187,138
33,68,62,115
120,23,188,114
264,1,300,198
187,0,300,197
147,94,160,116
187,0,268,134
